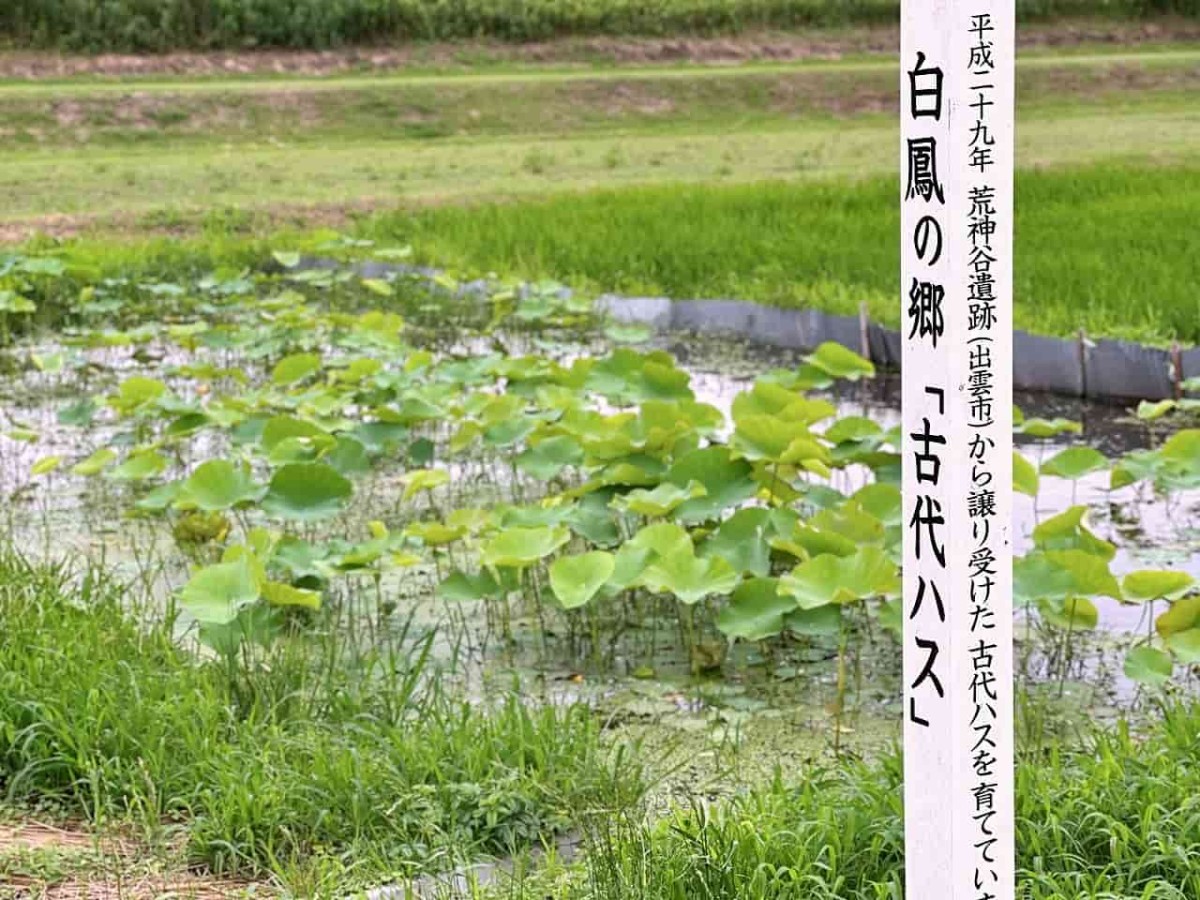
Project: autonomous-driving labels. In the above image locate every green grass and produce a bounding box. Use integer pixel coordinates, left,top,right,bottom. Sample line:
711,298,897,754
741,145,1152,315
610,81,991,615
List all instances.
507,705,1200,899
3,91,1197,222
3,0,1186,53
370,163,1200,344
0,550,640,890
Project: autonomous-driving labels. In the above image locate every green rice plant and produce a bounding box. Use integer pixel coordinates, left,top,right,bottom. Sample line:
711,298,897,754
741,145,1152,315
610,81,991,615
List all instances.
370,162,1200,345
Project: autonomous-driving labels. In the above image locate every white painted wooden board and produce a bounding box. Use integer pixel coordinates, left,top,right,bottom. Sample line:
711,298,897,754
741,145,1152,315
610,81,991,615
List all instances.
901,0,1014,896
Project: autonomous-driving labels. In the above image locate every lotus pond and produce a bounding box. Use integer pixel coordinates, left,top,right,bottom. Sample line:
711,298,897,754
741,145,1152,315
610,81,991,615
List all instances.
1,246,1198,895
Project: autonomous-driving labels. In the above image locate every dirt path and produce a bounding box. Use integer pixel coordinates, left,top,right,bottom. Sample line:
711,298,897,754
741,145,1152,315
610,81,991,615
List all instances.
0,18,1197,81
0,822,266,899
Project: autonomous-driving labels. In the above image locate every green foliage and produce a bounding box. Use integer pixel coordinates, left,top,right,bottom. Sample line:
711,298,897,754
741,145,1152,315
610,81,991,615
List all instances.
0,0,1155,53
560,705,1200,899
375,165,1200,344
0,552,639,881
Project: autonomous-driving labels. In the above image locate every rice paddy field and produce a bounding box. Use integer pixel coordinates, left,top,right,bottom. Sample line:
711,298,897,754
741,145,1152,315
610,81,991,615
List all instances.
0,7,1198,900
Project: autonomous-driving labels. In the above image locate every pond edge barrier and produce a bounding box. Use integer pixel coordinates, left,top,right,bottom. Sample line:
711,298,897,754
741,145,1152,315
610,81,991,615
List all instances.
314,258,1198,404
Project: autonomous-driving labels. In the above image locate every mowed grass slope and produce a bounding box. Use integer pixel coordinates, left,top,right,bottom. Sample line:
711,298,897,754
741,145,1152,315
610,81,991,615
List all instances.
1,45,1196,343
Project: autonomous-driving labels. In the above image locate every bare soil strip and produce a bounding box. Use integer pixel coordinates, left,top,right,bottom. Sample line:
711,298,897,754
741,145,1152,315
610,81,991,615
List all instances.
0,823,266,899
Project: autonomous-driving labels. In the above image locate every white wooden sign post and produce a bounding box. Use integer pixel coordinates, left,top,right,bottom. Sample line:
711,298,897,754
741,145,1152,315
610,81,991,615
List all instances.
901,0,1015,896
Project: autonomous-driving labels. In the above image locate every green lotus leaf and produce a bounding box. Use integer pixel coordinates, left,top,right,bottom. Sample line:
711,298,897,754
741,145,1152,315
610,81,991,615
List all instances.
0,291,36,313
181,460,263,511
348,423,408,458
268,434,336,465
57,398,98,427
1036,596,1099,631
772,524,857,560
585,349,693,404
1165,629,1200,664
1014,550,1121,605
825,416,883,445
481,525,570,568
805,342,875,381
667,447,757,524
261,416,330,452
1158,429,1200,490
875,598,903,637
565,492,622,547
613,480,706,518
1156,595,1200,637
1017,417,1081,439
362,278,394,297
850,483,902,526
606,543,653,593
701,507,774,577
198,603,281,657
406,521,467,546
1014,451,1039,497
810,504,885,546
1161,429,1199,466
72,447,116,477
717,577,794,642
1110,449,1161,490
262,580,322,611
272,250,301,268
1123,646,1172,686
778,546,899,610
30,456,62,476
550,552,616,610
439,570,503,602
516,435,584,480
1136,399,1177,421
402,468,450,500
1122,570,1195,603
639,547,739,605
732,414,825,463
325,436,371,475
499,504,575,529
262,462,353,522
109,450,168,481
626,522,692,559
732,382,836,424
6,427,38,443
1032,506,1115,561
179,558,260,625
1041,446,1108,481
271,352,322,386
165,412,210,438
110,376,166,415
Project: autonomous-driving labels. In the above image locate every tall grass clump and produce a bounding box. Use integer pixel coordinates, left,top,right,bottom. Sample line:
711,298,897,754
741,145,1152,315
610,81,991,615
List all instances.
0,0,1174,53
0,550,640,881
561,706,1200,899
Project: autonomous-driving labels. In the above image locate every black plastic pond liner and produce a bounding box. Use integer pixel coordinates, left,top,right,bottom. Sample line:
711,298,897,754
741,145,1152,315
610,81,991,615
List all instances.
301,257,1194,403
600,295,1193,403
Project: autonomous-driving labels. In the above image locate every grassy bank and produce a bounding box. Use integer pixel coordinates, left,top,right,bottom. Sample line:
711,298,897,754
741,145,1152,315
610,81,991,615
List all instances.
506,705,1200,899
4,0,1193,53
371,163,1200,344
0,551,639,890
